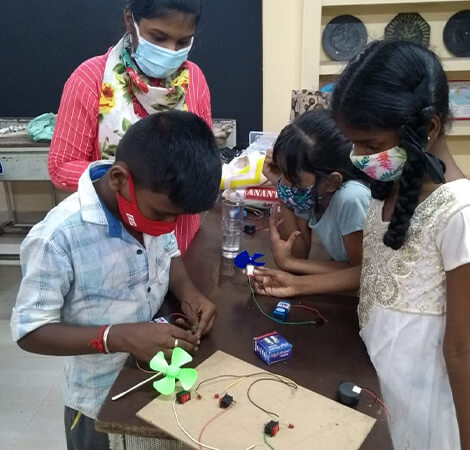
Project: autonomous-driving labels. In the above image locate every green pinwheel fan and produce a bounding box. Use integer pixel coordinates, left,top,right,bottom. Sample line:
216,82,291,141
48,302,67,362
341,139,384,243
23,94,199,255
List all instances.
149,347,198,395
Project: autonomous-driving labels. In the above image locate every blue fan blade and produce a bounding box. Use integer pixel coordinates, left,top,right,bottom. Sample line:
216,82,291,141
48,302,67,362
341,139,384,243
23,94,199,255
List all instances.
234,251,250,269
251,253,265,266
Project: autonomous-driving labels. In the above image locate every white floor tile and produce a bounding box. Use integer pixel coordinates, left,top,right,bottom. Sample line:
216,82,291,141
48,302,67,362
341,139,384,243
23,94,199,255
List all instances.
0,354,64,371
34,399,64,421
0,437,17,450
13,437,66,450
0,384,52,405
0,267,22,320
0,401,38,439
23,415,65,441
0,342,32,359
0,318,66,446
0,319,13,340
44,385,64,405
0,367,61,388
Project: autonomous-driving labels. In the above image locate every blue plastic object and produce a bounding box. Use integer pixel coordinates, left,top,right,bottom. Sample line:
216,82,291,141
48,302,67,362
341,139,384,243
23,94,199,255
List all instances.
272,301,291,321
319,83,334,93
234,251,265,269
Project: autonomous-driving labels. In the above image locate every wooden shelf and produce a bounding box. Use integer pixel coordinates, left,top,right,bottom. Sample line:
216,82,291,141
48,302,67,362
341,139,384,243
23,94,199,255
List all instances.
319,57,470,76
442,58,470,72
449,120,470,137
323,0,465,5
320,61,346,76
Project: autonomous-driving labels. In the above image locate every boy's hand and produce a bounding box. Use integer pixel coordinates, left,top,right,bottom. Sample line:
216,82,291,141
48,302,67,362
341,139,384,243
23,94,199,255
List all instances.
110,323,200,362
252,267,297,298
262,149,281,185
269,214,301,271
181,296,216,338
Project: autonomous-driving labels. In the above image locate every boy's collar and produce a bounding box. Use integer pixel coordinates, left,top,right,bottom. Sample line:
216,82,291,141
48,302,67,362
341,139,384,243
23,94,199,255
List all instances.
99,200,122,238
90,163,113,182
79,161,122,238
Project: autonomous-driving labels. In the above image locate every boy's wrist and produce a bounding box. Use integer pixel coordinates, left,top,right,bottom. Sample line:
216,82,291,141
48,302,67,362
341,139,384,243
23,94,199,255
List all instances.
107,324,131,354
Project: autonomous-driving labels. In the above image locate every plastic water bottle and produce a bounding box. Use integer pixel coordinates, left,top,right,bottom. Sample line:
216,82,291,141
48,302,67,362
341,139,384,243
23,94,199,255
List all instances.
222,191,244,258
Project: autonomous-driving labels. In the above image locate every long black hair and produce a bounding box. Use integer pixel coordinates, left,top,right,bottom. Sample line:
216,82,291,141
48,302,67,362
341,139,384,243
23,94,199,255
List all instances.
331,40,450,250
126,0,202,24
272,109,359,186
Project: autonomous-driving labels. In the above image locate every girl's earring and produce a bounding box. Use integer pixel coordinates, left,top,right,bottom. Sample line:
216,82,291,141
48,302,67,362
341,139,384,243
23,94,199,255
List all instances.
427,136,431,141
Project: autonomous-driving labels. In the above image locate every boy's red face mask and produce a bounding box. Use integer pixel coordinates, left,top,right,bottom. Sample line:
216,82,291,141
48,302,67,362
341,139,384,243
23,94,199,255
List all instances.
116,173,177,236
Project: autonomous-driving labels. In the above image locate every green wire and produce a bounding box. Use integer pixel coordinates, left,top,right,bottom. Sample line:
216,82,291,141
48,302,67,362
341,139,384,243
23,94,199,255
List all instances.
248,279,319,326
263,432,275,450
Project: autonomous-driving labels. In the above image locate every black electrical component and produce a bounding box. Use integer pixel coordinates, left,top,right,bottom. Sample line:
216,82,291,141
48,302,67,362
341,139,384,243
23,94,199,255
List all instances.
244,224,256,235
176,390,191,404
338,381,361,407
219,394,234,409
264,420,280,437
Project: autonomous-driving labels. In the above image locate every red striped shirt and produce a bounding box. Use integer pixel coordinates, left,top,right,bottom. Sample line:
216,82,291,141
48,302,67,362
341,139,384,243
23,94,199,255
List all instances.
48,49,212,253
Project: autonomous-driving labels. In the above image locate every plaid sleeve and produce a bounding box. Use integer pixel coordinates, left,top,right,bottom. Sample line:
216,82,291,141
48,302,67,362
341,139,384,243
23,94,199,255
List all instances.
10,234,73,342
167,232,181,259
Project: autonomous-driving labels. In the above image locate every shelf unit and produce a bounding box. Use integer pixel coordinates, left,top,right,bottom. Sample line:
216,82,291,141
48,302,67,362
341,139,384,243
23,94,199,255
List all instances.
449,120,470,136
319,57,470,76
303,0,470,87
302,0,470,145
323,0,463,5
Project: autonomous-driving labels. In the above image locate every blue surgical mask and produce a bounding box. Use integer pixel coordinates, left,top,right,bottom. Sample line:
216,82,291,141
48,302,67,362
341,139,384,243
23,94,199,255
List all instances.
276,180,316,211
132,21,193,79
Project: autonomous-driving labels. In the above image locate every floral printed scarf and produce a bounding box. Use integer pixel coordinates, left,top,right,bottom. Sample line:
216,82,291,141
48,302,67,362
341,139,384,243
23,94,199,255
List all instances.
98,35,189,159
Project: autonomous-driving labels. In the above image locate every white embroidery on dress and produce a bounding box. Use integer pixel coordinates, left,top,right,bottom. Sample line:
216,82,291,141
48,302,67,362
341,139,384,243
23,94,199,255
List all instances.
359,185,467,328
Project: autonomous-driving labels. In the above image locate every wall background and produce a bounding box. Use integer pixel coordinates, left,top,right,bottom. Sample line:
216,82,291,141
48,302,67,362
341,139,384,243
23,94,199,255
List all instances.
262,0,470,175
0,0,262,214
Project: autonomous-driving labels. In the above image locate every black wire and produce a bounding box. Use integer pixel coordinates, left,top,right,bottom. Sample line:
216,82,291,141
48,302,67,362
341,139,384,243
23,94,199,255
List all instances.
195,372,295,393
196,372,299,419
196,375,244,391
196,372,274,392
246,377,298,418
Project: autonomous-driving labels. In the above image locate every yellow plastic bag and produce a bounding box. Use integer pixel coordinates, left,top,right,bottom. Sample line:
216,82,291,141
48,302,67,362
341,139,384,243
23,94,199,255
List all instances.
219,150,268,190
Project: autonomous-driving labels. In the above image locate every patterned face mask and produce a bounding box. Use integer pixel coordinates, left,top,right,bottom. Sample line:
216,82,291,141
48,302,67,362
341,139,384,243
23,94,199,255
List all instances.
350,145,407,182
276,180,316,211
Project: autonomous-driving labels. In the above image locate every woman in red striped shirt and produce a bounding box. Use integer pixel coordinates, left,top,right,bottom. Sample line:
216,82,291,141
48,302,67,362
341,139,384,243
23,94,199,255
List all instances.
48,0,211,253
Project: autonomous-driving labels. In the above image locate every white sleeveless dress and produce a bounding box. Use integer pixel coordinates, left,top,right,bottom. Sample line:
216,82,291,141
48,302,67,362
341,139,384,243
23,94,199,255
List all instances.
359,179,470,450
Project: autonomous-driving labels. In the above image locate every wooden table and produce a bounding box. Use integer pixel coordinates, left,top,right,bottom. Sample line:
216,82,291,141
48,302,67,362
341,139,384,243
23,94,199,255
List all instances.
96,207,393,449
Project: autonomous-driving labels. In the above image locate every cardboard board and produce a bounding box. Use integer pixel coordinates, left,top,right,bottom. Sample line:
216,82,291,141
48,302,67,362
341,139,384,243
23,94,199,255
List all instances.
137,351,376,450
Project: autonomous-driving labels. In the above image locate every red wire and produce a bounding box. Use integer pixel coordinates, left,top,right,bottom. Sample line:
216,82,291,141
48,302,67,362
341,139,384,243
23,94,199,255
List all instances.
290,304,328,323
198,409,229,450
361,387,391,422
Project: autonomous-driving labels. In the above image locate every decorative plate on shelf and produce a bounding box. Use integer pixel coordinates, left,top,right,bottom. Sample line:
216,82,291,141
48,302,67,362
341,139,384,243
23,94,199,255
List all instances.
322,15,367,61
384,13,430,47
444,10,470,57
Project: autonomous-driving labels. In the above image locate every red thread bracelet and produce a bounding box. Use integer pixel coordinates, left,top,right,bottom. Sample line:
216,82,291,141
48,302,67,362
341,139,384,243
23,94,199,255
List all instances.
89,325,107,354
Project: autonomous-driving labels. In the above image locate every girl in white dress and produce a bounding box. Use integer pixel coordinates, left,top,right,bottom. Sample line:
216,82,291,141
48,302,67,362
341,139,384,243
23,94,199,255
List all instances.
329,40,470,450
